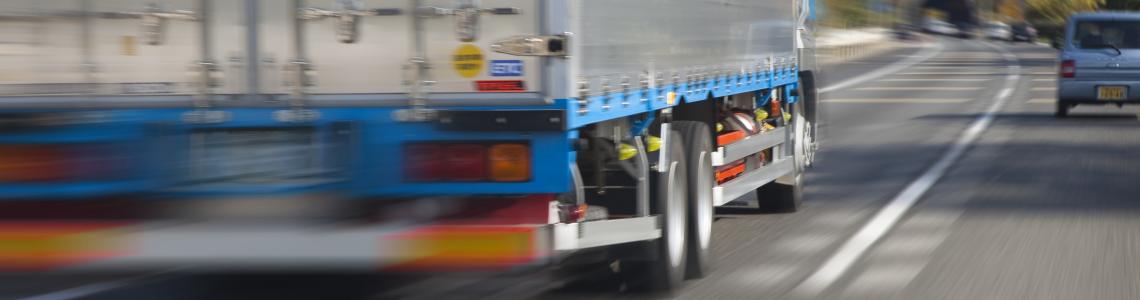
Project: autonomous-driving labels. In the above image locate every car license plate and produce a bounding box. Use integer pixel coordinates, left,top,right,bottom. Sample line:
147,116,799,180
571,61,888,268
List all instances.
1097,86,1127,100
188,128,329,184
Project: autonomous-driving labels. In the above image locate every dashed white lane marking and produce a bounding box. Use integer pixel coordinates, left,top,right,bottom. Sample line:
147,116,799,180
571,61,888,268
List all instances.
1027,98,1055,104
855,87,982,91
879,78,988,82
791,41,1021,298
823,99,972,104
820,42,945,94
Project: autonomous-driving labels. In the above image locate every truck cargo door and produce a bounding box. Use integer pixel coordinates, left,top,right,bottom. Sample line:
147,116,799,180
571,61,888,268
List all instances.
89,0,245,96
260,0,409,97
0,0,90,96
415,0,541,96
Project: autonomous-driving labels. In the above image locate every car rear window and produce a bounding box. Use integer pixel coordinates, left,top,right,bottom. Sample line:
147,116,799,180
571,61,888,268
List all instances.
1073,21,1140,49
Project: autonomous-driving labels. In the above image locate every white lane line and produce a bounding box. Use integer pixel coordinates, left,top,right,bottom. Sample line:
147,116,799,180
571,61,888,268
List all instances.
855,87,981,91
1031,87,1056,91
823,99,971,104
1027,98,1055,104
879,78,987,82
1032,78,1054,82
820,42,945,94
792,42,1021,298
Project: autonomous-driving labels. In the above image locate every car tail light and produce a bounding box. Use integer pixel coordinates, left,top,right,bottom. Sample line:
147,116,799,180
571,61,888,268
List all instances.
404,142,530,182
489,144,530,182
1060,60,1076,78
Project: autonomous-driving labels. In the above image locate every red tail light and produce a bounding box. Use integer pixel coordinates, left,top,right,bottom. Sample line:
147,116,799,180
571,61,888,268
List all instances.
0,144,131,183
1060,60,1076,78
445,144,488,181
0,145,68,182
404,142,531,182
405,144,446,181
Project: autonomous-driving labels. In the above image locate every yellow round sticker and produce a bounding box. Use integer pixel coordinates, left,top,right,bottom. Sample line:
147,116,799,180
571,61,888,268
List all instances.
452,44,485,78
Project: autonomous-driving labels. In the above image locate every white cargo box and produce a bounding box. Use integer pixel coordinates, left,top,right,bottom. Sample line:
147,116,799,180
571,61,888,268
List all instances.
0,0,797,105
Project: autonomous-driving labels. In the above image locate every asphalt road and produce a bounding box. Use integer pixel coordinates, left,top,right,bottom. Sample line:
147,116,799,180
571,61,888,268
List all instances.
11,36,1140,300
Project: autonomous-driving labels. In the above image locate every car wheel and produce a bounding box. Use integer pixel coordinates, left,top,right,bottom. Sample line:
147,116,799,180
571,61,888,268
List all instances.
1055,101,1069,118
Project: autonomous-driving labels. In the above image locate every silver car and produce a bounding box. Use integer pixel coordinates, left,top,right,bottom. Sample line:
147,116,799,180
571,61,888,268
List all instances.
1056,12,1140,117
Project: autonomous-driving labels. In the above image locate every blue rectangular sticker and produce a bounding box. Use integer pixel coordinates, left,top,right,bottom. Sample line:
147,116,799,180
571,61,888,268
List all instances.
489,60,524,77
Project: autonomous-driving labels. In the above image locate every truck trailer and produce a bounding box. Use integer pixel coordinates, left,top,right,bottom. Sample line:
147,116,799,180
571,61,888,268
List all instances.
0,0,818,292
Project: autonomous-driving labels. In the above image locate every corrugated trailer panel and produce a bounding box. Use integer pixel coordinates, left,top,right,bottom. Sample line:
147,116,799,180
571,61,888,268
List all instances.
0,0,246,97
0,0,799,102
571,0,797,98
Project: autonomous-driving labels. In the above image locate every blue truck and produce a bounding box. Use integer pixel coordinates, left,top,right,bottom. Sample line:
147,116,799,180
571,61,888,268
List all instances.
0,0,817,291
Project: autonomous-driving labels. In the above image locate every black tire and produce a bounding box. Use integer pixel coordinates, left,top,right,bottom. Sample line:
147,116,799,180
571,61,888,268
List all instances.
624,128,689,292
798,71,819,168
672,121,714,279
756,100,806,213
1055,101,1069,118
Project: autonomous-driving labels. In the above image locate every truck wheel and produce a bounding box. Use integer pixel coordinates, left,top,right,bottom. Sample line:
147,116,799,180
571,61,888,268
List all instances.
624,128,689,292
1055,101,1069,118
672,121,714,279
756,101,806,213
798,71,819,168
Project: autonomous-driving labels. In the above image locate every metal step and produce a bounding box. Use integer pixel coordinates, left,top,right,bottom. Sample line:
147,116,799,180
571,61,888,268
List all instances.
553,216,661,251
712,127,786,167
713,158,794,206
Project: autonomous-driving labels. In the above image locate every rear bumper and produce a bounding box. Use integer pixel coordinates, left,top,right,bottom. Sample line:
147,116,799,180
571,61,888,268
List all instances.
1058,80,1140,103
0,217,660,273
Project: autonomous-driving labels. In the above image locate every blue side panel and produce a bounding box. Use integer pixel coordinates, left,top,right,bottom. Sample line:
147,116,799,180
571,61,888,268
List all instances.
564,66,800,129
0,107,575,199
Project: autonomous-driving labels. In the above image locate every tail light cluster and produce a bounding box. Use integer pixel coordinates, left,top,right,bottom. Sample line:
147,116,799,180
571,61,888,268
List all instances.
404,142,531,182
1060,60,1076,78
0,144,131,183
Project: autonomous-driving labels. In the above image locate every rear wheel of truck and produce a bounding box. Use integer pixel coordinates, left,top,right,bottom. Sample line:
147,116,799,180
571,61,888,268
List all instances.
798,71,819,168
756,99,806,213
673,121,714,279
624,127,689,292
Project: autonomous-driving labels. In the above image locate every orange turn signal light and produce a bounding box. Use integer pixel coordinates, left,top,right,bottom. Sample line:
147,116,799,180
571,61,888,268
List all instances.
488,144,530,182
